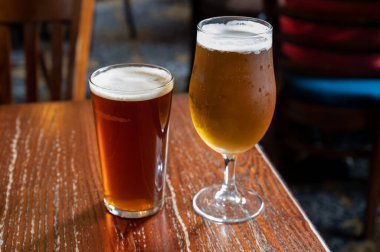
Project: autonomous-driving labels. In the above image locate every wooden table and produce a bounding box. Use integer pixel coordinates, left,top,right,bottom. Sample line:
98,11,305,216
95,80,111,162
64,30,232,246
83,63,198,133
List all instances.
0,94,329,251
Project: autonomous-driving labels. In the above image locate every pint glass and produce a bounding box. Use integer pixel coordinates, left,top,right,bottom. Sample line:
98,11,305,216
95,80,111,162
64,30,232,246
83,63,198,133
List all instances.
90,63,174,218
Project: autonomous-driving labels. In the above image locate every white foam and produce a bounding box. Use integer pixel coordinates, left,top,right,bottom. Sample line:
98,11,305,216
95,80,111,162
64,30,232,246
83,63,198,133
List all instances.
90,65,173,101
197,20,272,53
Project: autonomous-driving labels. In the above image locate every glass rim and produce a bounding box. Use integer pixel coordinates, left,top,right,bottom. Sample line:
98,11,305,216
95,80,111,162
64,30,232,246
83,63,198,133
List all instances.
89,63,174,94
197,16,273,38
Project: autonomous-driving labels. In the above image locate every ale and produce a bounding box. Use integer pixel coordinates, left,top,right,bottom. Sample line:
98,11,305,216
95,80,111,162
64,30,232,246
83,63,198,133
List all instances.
90,64,173,218
189,21,276,154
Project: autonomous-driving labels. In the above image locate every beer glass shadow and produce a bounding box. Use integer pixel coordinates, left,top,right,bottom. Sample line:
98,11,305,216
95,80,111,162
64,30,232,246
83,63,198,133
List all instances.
27,201,105,250
26,200,160,250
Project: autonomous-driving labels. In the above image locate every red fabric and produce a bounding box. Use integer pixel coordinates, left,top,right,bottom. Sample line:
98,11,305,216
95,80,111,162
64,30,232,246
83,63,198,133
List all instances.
280,0,380,19
280,17,380,48
282,43,380,70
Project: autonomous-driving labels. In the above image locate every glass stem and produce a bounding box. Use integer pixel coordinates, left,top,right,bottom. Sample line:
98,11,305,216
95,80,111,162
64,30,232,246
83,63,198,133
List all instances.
221,154,238,194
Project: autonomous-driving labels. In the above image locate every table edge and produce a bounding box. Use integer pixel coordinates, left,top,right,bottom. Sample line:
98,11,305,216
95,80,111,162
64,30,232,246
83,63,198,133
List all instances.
256,145,331,252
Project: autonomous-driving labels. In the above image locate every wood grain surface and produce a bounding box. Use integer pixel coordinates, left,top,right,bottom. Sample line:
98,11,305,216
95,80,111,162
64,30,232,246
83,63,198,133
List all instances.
0,94,329,251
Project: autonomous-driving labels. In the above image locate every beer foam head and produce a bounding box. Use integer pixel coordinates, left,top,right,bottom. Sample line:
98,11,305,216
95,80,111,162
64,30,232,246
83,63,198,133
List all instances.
89,64,174,101
197,19,272,53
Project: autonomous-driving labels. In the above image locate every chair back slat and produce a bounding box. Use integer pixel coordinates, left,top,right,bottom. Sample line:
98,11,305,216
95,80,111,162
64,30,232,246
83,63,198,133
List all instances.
0,26,12,103
51,23,65,100
67,0,94,100
24,23,39,102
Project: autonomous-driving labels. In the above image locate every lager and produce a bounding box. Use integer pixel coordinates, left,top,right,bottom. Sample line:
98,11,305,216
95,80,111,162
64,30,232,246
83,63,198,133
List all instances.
189,20,276,154
190,17,274,223
90,64,173,218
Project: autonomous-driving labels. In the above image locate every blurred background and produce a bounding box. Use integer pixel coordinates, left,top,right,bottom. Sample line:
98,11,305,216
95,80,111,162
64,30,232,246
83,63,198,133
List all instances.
89,0,192,93
5,0,380,250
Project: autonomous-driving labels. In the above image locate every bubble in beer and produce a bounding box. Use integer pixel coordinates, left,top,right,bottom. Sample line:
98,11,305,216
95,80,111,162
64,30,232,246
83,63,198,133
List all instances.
90,65,174,101
197,20,272,54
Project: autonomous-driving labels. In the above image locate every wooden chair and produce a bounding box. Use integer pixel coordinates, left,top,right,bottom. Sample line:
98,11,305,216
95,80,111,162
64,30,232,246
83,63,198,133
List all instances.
264,0,380,239
0,0,95,103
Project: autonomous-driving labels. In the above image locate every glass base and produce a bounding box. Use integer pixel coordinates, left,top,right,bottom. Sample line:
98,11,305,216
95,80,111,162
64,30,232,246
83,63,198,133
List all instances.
193,185,264,223
104,199,163,219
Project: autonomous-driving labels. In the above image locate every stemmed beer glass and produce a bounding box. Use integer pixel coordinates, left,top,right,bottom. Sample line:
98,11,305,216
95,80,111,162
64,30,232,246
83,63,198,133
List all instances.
189,16,276,223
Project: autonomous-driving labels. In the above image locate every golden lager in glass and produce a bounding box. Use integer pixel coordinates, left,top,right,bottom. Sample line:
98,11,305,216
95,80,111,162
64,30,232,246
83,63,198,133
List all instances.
189,17,276,223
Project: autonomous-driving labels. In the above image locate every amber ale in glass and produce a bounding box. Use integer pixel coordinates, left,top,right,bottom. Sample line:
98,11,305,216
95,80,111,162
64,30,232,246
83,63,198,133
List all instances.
90,64,173,218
